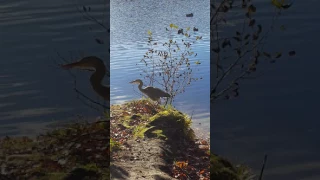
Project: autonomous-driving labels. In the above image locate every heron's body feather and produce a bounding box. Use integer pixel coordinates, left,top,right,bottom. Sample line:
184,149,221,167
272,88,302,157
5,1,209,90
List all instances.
130,79,170,102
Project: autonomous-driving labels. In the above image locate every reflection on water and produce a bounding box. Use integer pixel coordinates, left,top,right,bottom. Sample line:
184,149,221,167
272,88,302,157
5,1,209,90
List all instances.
110,0,210,134
212,0,320,179
0,0,108,136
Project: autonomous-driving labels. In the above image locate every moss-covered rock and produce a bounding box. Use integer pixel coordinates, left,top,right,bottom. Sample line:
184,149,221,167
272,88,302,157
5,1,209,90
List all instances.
145,107,195,141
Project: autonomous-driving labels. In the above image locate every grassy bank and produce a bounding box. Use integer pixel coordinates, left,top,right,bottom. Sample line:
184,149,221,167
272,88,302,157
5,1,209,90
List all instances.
110,99,210,179
0,120,109,179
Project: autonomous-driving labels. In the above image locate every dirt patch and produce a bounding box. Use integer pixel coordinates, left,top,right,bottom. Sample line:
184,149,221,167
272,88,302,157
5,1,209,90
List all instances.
111,139,174,180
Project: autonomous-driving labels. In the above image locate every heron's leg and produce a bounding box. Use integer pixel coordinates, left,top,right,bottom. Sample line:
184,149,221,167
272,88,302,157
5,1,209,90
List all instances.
155,100,159,107
164,98,168,107
150,100,158,110
153,99,160,108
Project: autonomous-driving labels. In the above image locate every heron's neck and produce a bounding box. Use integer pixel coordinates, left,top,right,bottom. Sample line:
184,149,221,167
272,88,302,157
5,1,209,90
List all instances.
138,82,144,91
90,67,106,94
90,67,105,84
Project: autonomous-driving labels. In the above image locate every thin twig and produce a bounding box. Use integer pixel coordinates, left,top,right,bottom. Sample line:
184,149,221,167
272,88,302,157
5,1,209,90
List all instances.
259,154,268,180
76,6,108,31
74,88,110,110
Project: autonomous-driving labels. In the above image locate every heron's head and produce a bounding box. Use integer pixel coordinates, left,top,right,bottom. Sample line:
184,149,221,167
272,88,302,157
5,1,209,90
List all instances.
129,79,143,84
61,56,104,71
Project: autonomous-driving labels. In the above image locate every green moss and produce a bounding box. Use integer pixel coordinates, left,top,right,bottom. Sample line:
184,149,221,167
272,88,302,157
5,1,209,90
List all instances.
111,99,194,141
147,107,195,140
126,98,153,107
133,125,155,139
210,153,255,180
122,121,131,129
151,129,167,140
110,138,120,151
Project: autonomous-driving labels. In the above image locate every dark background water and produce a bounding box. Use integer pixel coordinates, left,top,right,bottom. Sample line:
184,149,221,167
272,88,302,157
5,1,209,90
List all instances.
211,1,320,179
110,0,210,134
0,0,108,136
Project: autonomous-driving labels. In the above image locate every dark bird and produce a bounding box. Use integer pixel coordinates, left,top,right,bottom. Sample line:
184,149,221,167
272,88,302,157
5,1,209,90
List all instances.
186,13,193,17
178,29,184,34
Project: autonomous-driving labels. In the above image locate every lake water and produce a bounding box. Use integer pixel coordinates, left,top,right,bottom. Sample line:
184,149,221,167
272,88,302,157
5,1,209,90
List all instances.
110,0,210,134
0,0,108,136
1,0,210,135
211,0,320,179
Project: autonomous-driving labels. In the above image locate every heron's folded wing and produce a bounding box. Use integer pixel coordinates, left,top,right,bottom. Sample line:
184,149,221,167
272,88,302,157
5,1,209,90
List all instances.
144,86,170,97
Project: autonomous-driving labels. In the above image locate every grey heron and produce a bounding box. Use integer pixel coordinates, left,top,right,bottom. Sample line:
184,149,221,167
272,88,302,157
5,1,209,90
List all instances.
61,56,110,101
130,79,170,104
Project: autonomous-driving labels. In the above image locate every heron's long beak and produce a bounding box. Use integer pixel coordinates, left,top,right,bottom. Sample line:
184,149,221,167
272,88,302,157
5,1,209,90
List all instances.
61,61,83,70
61,61,94,71
130,80,140,84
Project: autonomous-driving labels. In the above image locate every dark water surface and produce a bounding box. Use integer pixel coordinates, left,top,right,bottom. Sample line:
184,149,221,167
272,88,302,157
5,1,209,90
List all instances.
0,0,108,136
211,1,320,179
110,0,210,134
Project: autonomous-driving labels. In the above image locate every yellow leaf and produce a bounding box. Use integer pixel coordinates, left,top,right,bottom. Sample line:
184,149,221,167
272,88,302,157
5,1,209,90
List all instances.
280,25,286,31
169,23,178,29
147,30,152,35
195,60,201,65
186,27,190,31
271,0,283,9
